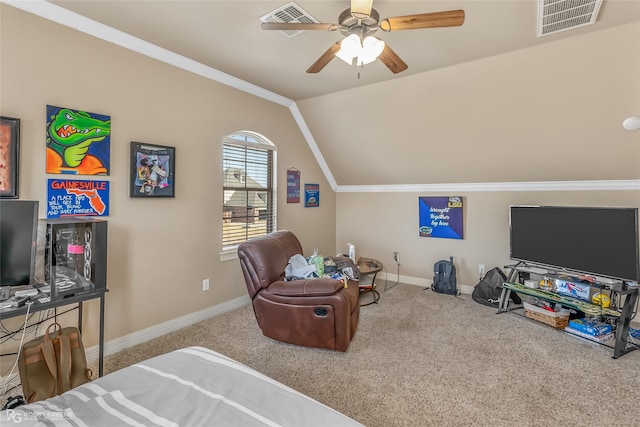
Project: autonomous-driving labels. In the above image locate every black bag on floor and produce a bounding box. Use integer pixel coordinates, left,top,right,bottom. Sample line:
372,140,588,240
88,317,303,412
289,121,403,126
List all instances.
432,257,458,295
472,267,522,307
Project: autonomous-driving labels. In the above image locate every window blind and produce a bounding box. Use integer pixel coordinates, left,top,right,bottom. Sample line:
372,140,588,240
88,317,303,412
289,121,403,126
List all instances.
222,142,274,248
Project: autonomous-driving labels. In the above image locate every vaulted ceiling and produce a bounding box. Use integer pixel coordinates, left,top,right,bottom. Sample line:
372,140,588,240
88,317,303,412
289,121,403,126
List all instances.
46,0,640,101
7,1,640,188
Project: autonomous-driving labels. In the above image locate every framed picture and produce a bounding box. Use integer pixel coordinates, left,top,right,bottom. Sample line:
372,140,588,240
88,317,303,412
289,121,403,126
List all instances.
304,183,319,208
46,105,111,175
418,196,464,239
0,116,20,198
130,142,175,198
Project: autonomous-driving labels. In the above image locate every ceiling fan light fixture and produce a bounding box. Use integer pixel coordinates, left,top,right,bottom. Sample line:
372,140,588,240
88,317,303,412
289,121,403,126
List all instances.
336,34,385,66
351,0,373,19
336,34,361,64
358,36,385,65
335,49,353,65
340,34,361,58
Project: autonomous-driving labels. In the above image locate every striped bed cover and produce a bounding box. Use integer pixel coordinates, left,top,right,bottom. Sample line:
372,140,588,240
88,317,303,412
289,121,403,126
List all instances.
0,346,363,426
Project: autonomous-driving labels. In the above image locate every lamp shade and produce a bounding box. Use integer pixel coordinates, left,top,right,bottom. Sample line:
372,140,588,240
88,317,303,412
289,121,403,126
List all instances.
336,34,361,64
358,36,385,65
351,0,373,19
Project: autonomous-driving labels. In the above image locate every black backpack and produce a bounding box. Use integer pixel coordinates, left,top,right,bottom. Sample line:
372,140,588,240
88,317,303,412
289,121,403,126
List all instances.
472,267,522,307
431,257,458,295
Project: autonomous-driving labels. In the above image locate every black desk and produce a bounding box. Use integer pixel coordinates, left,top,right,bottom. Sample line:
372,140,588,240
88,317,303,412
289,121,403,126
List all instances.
0,289,107,376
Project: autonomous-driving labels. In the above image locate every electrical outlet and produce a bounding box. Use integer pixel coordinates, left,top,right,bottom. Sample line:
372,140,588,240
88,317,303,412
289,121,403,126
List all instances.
479,264,485,276
393,251,400,265
202,278,210,291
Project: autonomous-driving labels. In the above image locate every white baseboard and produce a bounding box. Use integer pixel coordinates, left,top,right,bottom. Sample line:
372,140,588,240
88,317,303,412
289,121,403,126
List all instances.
378,272,474,295
85,295,251,364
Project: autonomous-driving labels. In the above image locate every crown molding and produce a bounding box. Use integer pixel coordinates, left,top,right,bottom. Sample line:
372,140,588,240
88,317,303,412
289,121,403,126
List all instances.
336,180,640,193
2,0,292,108
288,104,338,190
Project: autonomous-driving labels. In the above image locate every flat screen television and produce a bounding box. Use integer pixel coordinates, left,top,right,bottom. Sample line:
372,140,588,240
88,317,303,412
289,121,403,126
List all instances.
0,200,39,286
509,205,640,283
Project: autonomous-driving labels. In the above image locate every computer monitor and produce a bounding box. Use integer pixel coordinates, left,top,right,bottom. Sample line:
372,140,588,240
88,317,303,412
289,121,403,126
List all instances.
0,200,39,286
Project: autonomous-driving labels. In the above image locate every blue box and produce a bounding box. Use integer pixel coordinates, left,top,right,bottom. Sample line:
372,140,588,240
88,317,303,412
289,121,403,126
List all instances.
568,319,612,337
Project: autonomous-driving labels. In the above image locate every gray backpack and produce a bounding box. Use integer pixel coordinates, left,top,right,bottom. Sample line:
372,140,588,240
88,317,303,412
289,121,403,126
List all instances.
431,257,458,295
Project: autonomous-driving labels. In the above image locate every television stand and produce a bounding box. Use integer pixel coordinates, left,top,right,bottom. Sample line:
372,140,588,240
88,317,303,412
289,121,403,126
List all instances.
497,263,638,359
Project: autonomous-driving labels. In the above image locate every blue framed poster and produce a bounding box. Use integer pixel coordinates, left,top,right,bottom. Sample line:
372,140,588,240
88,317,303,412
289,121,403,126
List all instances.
47,179,110,218
418,196,463,239
287,169,300,203
304,183,319,208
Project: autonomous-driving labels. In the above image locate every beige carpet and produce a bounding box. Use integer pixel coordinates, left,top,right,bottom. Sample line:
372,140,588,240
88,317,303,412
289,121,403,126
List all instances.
99,284,639,426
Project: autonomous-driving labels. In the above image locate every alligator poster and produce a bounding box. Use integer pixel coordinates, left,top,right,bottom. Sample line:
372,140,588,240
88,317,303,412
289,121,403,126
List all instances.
47,179,110,218
418,196,463,239
46,105,111,175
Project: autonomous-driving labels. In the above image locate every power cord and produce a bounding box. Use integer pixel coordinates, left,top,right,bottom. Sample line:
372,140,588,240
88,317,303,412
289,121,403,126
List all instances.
384,255,400,292
0,301,33,398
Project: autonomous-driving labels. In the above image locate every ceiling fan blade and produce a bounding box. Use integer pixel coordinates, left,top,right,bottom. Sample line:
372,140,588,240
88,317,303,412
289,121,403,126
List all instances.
379,9,465,32
377,44,408,74
261,22,339,31
351,0,373,19
306,42,341,73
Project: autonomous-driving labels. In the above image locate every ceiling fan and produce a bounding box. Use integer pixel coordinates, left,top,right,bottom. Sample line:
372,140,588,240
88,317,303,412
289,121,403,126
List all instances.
261,0,465,74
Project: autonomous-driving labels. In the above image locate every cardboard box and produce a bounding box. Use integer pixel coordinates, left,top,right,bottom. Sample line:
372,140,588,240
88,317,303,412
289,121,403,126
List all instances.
568,319,612,337
565,327,615,343
555,278,590,300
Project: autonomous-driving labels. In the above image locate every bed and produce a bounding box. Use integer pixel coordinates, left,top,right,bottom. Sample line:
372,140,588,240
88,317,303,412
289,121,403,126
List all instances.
0,346,363,426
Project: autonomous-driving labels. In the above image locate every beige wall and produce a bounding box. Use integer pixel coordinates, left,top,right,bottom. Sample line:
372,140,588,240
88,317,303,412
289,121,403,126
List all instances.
336,190,640,288
0,5,336,351
301,22,640,290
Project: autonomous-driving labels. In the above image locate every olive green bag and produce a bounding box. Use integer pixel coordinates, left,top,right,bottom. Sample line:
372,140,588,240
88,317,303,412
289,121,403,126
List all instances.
18,323,92,403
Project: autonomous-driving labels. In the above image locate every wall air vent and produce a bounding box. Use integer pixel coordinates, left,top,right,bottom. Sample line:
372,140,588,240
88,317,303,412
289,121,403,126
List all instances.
537,0,603,37
259,1,320,38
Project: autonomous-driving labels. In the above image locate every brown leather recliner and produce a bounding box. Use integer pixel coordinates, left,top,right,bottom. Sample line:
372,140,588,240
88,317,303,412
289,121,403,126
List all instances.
237,230,359,351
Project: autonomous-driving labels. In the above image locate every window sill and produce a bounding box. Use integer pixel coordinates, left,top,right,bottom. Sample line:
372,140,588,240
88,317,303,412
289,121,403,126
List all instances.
220,249,238,262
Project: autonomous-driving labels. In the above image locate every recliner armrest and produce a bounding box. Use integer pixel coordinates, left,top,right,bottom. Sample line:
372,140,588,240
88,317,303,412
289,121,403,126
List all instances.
268,279,345,297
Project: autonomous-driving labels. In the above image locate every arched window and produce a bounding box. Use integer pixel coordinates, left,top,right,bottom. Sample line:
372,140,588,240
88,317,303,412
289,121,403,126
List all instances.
222,131,276,250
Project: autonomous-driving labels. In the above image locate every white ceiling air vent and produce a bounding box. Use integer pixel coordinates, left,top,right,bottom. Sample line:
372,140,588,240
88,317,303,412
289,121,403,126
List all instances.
259,1,319,38
537,0,603,37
